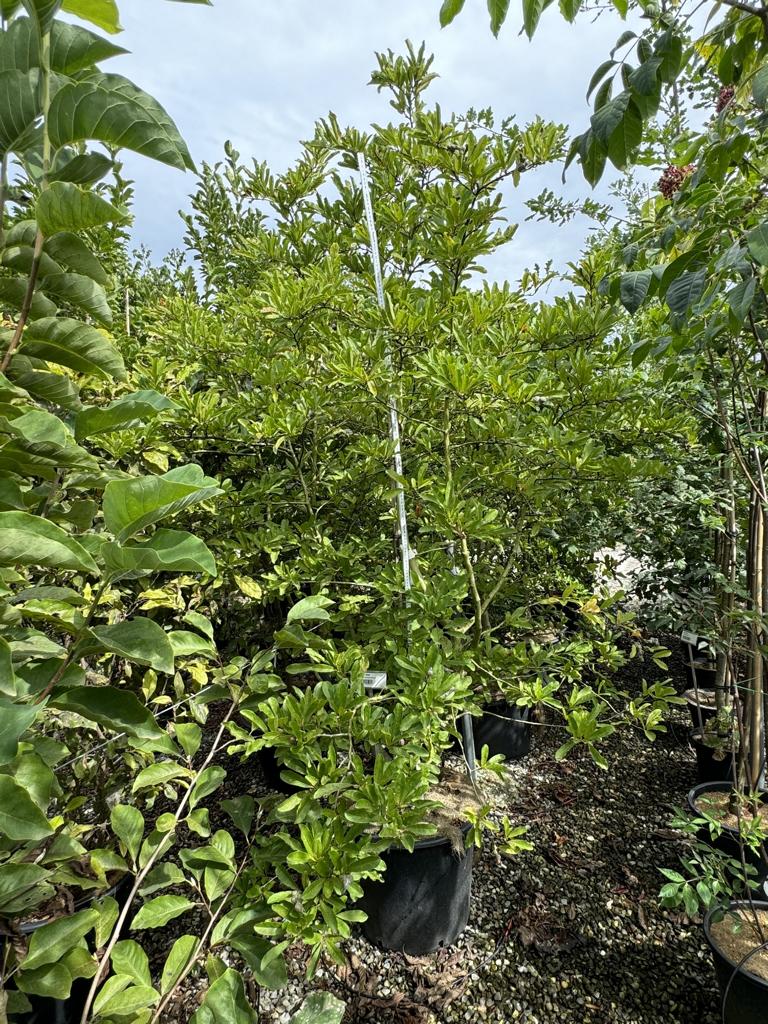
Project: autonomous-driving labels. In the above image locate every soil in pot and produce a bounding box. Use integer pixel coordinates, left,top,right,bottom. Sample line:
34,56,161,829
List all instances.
472,700,532,761
357,770,478,955
689,782,768,883
690,728,737,785
705,902,768,1024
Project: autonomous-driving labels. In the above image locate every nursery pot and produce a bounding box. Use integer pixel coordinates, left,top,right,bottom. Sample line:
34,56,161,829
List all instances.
704,901,768,1024
690,729,737,785
684,660,718,690
688,782,768,883
472,701,532,761
358,826,473,955
2,875,131,1024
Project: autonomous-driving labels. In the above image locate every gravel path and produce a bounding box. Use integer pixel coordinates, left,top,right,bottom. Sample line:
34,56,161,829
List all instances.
159,645,721,1024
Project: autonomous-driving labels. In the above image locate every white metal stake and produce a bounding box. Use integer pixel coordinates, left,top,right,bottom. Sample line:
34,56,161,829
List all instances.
357,154,477,783
357,153,412,593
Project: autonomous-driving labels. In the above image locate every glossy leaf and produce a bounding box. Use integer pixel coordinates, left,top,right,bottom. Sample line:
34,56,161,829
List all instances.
111,940,152,987
103,465,222,543
62,0,121,33
40,271,112,325
0,69,39,154
746,222,768,266
36,181,127,235
0,775,53,840
132,895,195,930
75,389,176,440
90,618,175,674
190,968,255,1024
0,696,39,764
51,686,176,748
110,803,144,863
21,317,126,379
103,529,217,578
439,0,465,26
160,935,198,995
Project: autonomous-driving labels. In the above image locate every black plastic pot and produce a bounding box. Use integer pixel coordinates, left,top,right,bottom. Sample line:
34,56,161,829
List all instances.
685,689,719,729
690,729,737,785
688,782,768,883
704,901,768,1024
2,875,131,1024
684,660,718,690
472,701,532,761
357,827,473,954
256,746,299,794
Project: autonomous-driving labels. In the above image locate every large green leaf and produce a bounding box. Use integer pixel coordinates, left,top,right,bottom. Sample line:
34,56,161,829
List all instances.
103,465,223,543
23,909,99,971
489,0,512,37
558,0,581,21
111,803,144,863
0,697,39,764
190,968,255,1024
51,150,113,186
21,317,126,379
590,90,631,145
7,357,82,410
89,617,175,674
2,243,62,277
132,895,195,930
0,863,52,915
48,72,194,171
62,0,121,33
75,389,176,440
0,774,53,840
439,0,466,26
666,269,706,314
51,685,176,749
0,511,98,573
746,222,768,266
606,98,642,169
36,181,128,236
111,940,152,987
39,271,112,325
104,529,217,578
160,935,197,996
46,231,108,283
753,64,768,109
521,0,549,39
0,277,57,318
0,19,126,74
0,69,39,154
21,0,62,31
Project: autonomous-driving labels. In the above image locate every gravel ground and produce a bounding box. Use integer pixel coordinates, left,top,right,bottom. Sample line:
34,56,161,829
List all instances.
156,640,722,1024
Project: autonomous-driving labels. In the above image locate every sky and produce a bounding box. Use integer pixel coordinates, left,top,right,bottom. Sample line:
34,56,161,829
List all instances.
113,0,643,286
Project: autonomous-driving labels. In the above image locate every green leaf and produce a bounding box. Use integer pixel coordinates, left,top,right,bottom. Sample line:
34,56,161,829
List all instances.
75,390,176,440
586,59,616,100
89,618,175,674
94,979,159,1017
628,57,662,96
51,686,176,749
110,803,144,863
558,0,581,20
160,935,198,995
188,765,226,810
111,940,152,987
49,72,194,171
0,19,126,74
0,863,51,915
132,761,191,793
753,63,768,109
0,69,39,154
190,968,255,1024
16,962,72,1000
0,775,52,839
62,0,122,33
288,993,346,1024
520,0,544,39
286,594,334,624
103,465,222,543
52,151,113,186
183,610,214,640
21,0,62,31
40,271,112,326
105,530,217,579
654,30,683,84
22,317,125,380
0,511,98,574
578,129,607,187
0,277,57,318
132,895,195,930
6,358,82,410
45,231,108,282
746,221,768,266
666,269,706,314
728,277,757,322
0,696,39,764
168,629,216,658
590,90,630,145
36,181,127,236
606,99,642,169
439,0,465,26
23,908,98,971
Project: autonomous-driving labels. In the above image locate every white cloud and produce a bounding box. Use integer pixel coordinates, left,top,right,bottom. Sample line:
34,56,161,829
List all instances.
116,0,642,283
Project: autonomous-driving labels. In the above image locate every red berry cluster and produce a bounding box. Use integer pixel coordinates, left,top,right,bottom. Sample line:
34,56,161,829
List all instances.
658,163,695,198
716,85,735,113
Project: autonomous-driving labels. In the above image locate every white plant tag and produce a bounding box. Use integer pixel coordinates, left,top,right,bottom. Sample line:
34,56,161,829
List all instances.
363,671,387,691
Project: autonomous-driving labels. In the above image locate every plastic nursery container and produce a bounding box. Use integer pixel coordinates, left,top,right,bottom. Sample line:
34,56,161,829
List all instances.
684,688,728,730
688,781,768,884
704,901,768,1024
684,660,718,690
689,729,736,785
2,876,130,1024
472,700,532,761
358,826,473,955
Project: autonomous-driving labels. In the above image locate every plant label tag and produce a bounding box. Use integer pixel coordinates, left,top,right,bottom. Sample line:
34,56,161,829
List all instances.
363,670,387,691
680,629,698,646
